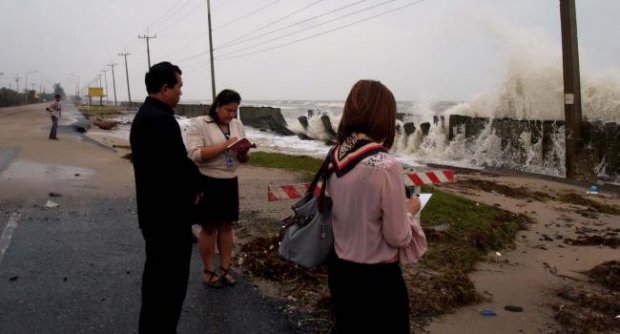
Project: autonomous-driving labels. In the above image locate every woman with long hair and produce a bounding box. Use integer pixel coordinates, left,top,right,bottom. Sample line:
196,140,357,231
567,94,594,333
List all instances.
326,80,427,333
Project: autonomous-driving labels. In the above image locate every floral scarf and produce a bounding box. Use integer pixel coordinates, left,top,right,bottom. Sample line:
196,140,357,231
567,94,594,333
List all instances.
330,134,387,178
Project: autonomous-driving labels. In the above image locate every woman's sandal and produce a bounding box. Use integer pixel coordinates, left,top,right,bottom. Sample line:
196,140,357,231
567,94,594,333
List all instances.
219,266,236,286
203,269,223,288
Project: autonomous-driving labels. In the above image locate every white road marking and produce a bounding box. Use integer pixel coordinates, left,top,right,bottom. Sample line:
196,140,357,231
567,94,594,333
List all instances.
0,211,20,265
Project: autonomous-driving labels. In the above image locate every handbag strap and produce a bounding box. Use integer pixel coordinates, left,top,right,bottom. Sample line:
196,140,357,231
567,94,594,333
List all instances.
308,147,335,195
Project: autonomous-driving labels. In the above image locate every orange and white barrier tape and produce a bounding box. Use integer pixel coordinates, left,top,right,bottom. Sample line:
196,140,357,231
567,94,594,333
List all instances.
403,169,455,186
268,170,454,201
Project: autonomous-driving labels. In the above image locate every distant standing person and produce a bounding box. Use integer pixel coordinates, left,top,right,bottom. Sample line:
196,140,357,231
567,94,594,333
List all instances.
46,94,61,140
130,61,208,333
186,89,250,288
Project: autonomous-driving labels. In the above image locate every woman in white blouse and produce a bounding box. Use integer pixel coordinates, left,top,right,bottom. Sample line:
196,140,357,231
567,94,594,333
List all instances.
186,89,250,288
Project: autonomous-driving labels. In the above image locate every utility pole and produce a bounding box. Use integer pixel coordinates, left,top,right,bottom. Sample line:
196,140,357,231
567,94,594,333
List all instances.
101,68,110,103
24,70,38,103
119,50,132,105
207,0,216,101
108,63,118,106
14,76,20,93
138,31,157,69
559,0,583,180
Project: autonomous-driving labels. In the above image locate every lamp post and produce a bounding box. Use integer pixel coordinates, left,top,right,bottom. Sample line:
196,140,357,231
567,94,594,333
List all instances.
24,70,38,103
69,74,80,100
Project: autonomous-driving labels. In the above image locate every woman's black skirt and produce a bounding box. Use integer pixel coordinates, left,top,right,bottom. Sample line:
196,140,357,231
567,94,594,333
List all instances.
327,253,410,333
194,176,239,225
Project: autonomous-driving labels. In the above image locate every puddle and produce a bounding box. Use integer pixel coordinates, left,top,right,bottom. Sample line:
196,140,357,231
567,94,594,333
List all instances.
0,148,20,173
1,160,94,181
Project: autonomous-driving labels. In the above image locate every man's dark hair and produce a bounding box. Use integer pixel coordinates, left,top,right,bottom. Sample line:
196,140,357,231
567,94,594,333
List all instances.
145,61,182,94
208,89,241,123
54,94,61,99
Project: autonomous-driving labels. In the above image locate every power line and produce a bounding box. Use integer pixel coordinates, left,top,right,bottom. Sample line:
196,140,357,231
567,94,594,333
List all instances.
214,0,281,31
218,0,427,61
216,0,400,58
174,0,368,65
148,0,194,31
168,0,325,62
215,0,367,51
153,0,206,35
160,30,209,60
216,0,325,49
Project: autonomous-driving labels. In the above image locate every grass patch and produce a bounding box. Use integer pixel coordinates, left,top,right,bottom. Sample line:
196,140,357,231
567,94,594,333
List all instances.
407,186,531,316
249,151,323,179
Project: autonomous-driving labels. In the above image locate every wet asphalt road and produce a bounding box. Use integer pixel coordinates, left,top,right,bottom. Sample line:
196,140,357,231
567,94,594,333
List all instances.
0,104,305,333
0,194,301,334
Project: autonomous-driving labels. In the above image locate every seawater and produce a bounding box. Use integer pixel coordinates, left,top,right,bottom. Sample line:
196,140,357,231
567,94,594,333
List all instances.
104,67,620,182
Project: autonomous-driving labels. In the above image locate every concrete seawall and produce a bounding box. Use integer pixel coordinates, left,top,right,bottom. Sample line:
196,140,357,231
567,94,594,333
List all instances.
173,104,295,136
448,115,620,181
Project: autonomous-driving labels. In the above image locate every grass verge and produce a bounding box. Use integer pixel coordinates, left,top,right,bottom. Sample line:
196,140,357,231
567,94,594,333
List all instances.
249,151,323,179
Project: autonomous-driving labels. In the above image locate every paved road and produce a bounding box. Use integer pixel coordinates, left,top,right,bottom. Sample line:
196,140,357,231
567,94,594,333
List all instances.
0,103,302,333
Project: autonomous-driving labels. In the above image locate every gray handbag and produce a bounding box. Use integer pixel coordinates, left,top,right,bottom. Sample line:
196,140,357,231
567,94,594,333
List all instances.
279,150,334,268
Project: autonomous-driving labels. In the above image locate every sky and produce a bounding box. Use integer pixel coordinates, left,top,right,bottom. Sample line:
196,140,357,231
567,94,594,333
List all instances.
1,0,619,103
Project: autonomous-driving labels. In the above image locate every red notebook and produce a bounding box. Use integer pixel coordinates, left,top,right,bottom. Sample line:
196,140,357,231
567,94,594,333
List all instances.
227,137,256,152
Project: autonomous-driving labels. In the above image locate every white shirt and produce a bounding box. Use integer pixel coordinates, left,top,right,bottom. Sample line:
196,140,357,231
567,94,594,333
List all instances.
49,100,61,118
186,115,246,179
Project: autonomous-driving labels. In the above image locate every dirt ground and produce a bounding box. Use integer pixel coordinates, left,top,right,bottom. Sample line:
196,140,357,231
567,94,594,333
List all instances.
3,104,619,333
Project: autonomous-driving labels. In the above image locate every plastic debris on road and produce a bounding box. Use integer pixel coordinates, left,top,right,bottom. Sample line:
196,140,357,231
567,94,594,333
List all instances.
586,184,599,195
45,200,59,208
480,308,497,317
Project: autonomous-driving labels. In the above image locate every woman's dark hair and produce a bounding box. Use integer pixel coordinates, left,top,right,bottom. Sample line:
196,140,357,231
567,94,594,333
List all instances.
337,80,396,148
145,61,182,94
208,89,241,123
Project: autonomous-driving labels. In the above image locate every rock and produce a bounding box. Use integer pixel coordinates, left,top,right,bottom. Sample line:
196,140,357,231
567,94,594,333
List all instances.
504,305,524,312
92,118,118,130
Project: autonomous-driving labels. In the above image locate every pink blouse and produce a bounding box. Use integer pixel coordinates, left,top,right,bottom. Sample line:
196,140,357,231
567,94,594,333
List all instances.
327,151,418,264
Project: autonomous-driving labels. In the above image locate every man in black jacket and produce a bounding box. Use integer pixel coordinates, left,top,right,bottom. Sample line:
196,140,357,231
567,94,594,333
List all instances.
130,61,207,333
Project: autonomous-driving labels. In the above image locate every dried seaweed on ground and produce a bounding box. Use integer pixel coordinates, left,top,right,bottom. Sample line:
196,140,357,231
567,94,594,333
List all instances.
557,193,620,215
584,260,620,291
405,269,481,317
564,235,620,249
451,179,551,201
237,235,332,332
552,285,620,333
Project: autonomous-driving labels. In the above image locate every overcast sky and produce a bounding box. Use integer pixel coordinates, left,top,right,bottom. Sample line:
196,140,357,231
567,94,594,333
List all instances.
1,0,619,102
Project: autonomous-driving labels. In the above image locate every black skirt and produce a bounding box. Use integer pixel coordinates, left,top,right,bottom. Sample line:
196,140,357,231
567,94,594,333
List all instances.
194,176,239,225
327,253,410,333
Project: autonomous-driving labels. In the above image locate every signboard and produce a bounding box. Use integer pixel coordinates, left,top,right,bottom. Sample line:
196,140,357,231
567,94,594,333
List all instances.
88,87,104,97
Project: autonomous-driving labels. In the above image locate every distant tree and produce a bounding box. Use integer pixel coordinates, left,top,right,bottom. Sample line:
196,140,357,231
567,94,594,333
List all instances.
0,87,22,107
52,83,66,98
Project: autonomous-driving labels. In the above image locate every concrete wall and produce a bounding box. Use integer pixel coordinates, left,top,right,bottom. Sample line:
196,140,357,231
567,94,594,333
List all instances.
448,115,619,180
